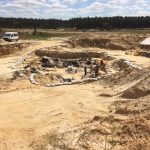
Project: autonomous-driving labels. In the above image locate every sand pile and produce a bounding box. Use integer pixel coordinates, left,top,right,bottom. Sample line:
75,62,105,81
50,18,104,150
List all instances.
115,95,150,116
119,118,150,150
100,67,143,87
0,42,30,57
30,115,117,150
70,38,110,48
106,42,127,50
120,74,150,99
31,114,150,150
68,34,144,50
114,95,150,150
98,65,149,99
112,59,142,71
31,93,150,150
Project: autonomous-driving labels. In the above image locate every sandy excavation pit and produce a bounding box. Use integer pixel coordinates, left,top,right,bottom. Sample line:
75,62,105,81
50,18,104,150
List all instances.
67,35,150,58
15,46,149,96
16,49,115,87
0,35,149,150
67,35,144,50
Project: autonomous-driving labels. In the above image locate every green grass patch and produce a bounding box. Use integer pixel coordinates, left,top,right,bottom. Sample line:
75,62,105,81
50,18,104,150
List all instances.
19,31,81,40
111,28,150,34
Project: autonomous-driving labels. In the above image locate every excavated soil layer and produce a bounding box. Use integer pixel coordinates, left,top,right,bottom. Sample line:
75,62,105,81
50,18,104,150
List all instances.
31,99,150,150
0,42,30,57
35,50,108,59
68,35,144,50
68,38,127,50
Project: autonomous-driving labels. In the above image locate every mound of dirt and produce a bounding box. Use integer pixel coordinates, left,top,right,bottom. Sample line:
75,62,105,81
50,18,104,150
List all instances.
98,65,149,98
68,38,127,50
100,68,142,87
70,38,110,48
68,34,145,50
30,115,116,150
112,59,142,71
121,74,150,99
118,118,150,150
114,95,150,116
106,42,126,50
30,112,150,150
0,42,30,57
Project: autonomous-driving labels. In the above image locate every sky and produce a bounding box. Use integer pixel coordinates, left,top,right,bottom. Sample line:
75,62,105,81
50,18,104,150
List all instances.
0,0,150,19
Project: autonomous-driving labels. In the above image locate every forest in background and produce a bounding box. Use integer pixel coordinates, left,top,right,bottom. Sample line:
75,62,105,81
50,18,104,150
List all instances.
0,16,150,30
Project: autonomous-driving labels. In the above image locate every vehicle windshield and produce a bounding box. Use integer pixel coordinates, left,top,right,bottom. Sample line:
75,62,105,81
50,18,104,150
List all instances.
4,34,11,36
4,33,18,36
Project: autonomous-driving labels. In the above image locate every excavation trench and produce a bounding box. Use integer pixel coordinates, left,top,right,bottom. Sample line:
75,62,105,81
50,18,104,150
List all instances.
18,49,149,94
68,38,128,50
35,49,109,59
16,49,114,87
0,42,30,57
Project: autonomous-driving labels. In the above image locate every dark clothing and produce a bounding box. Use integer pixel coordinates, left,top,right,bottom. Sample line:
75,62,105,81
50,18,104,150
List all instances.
84,65,87,76
86,60,91,65
94,64,100,77
24,64,31,69
90,63,93,74
31,67,37,73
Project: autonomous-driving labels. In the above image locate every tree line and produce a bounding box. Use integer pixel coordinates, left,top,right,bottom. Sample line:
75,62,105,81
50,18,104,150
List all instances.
0,16,150,30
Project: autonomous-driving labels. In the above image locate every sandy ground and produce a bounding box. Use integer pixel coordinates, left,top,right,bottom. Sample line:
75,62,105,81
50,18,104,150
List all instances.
0,39,149,150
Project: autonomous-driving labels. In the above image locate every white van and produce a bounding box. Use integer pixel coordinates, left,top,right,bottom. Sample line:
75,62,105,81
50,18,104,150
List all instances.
3,32,19,42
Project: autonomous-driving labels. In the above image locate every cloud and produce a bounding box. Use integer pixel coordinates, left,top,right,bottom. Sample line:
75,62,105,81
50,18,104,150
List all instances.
0,0,149,19
87,2,105,10
63,0,87,4
137,10,150,16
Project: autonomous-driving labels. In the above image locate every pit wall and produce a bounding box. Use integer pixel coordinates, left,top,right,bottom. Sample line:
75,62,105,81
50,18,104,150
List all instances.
68,38,127,50
35,50,109,59
0,43,30,57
